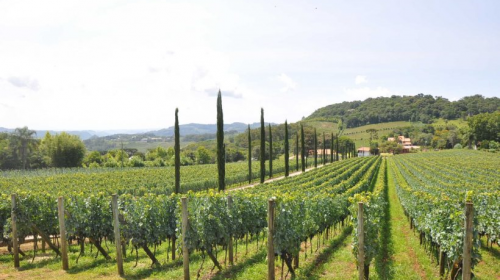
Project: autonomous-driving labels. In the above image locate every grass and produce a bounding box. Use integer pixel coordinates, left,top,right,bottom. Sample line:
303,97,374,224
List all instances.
474,237,500,280
382,163,439,280
431,118,467,130
0,233,269,280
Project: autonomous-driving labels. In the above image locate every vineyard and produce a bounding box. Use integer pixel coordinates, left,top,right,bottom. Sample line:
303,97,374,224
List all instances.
0,158,311,197
0,150,499,279
390,150,500,279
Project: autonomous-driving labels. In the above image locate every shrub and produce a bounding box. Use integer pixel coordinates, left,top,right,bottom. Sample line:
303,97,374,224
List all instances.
129,156,145,167
489,141,499,150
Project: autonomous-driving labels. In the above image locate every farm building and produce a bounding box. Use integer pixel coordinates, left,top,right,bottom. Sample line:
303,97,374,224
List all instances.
357,147,371,157
388,135,420,153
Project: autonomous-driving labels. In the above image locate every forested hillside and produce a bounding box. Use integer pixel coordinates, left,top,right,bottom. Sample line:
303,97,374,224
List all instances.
307,94,500,128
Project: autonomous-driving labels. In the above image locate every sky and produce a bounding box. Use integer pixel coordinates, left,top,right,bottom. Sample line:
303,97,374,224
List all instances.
1,0,499,131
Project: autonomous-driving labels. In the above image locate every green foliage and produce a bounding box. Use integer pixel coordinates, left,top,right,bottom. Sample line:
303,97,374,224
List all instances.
217,91,225,191
379,140,403,154
300,124,305,172
83,151,103,167
175,108,181,194
269,124,273,178
129,156,145,167
307,94,500,128
42,132,86,168
390,150,500,273
260,108,265,183
350,158,387,269
468,111,500,142
284,121,289,177
196,146,212,164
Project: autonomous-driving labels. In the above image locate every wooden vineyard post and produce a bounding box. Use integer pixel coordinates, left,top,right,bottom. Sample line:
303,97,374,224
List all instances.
112,194,124,276
57,197,69,270
439,250,446,277
181,197,190,280
357,202,365,280
267,199,275,280
462,202,473,280
41,239,46,253
11,194,19,268
227,195,234,266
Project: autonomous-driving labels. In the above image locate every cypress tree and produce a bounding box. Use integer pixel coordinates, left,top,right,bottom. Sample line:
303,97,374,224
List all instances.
260,108,265,183
284,120,289,177
314,128,318,168
268,124,273,179
174,108,180,194
217,91,225,191
336,134,339,161
248,125,252,184
323,132,326,165
330,133,334,163
295,134,299,172
300,124,305,172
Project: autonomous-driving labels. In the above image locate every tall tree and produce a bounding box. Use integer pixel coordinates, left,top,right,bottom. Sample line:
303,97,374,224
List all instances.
260,108,265,183
322,132,326,164
268,124,273,178
330,133,334,162
42,132,86,168
300,124,305,172
336,134,339,161
174,108,180,194
12,126,37,169
217,91,225,191
314,128,318,168
248,125,252,184
284,120,289,177
295,134,299,172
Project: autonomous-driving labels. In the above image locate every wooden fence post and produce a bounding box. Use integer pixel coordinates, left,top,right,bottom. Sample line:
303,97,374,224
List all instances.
462,202,473,280
57,197,69,270
227,196,234,266
358,202,365,280
268,199,275,280
181,197,190,280
112,194,124,276
11,194,19,268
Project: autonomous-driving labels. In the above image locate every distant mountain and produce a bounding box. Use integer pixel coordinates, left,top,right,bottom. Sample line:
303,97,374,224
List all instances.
0,128,149,140
0,122,271,142
148,122,272,137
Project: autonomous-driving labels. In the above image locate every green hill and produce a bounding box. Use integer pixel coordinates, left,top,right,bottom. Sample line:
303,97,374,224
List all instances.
307,94,500,128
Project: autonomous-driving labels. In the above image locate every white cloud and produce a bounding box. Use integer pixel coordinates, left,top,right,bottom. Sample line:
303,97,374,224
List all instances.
355,75,368,85
7,76,39,91
342,86,392,101
277,74,297,93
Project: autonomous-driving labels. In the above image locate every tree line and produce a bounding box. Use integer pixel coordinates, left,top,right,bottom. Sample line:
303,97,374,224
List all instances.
307,94,500,128
0,128,86,170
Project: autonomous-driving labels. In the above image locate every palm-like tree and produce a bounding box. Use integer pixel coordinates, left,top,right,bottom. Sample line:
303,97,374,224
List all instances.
12,126,38,169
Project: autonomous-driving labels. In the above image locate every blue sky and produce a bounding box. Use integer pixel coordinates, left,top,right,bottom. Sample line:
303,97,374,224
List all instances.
0,0,499,130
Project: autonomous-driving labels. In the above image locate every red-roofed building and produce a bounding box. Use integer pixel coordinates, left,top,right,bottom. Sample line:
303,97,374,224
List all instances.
357,147,371,157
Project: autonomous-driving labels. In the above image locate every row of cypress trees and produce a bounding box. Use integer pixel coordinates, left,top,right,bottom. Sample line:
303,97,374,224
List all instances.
174,91,357,193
